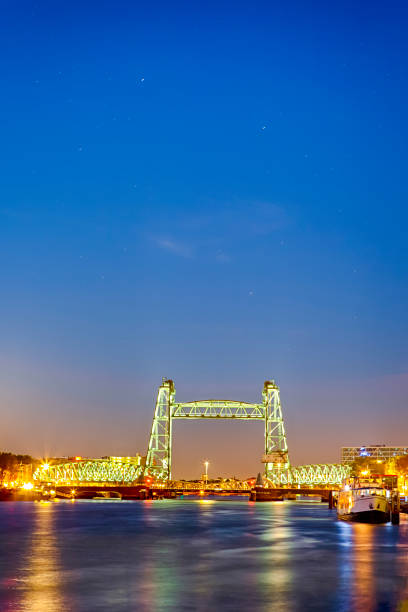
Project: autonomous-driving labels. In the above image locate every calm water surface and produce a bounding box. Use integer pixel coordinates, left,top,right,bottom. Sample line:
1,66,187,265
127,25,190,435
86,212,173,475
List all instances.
1,498,408,611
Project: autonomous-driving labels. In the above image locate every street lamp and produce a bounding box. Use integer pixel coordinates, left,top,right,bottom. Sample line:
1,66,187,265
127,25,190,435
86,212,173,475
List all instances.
204,461,209,487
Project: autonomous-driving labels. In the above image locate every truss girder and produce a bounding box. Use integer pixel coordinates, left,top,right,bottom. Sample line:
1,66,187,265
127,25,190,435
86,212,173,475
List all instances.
172,401,265,419
267,463,350,486
33,459,144,485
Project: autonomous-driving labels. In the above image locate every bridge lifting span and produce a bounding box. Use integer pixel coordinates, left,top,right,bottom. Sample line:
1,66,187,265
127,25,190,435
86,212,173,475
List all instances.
34,379,350,487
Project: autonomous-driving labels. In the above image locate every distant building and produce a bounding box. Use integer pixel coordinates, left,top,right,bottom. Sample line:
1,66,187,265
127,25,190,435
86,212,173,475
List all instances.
341,445,408,464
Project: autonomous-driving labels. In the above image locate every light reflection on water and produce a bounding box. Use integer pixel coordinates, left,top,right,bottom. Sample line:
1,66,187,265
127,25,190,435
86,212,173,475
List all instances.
23,501,68,612
0,498,407,611
352,524,375,611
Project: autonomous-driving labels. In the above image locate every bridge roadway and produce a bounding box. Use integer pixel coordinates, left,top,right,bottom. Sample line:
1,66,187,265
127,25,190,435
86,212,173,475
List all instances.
51,483,338,504
51,484,251,500
162,486,336,505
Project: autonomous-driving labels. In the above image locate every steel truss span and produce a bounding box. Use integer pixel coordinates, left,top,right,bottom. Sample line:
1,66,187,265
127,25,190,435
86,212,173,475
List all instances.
33,458,143,485
145,378,350,485
275,463,350,487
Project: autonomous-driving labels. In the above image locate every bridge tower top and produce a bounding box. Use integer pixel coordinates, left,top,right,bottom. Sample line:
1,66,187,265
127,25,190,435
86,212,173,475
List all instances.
263,379,279,393
161,378,175,390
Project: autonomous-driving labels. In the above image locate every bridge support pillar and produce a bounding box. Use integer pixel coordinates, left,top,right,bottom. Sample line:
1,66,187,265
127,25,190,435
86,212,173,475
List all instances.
145,379,175,480
263,380,290,484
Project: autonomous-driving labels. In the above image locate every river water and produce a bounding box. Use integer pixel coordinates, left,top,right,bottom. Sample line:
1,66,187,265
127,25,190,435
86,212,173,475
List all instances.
0,497,407,611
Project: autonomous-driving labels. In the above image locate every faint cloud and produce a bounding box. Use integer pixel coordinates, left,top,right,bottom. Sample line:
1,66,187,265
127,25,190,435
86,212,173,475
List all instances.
248,201,289,235
215,250,231,263
155,237,193,258
143,199,291,262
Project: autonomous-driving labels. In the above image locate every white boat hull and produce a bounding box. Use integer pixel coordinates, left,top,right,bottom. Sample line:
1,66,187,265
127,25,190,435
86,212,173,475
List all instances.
337,492,390,523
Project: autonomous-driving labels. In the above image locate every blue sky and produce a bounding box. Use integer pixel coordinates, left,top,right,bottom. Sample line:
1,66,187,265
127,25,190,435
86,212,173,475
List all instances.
1,1,407,476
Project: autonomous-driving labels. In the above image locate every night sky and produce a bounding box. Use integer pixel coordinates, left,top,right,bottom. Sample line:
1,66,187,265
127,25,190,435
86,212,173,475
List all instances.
1,1,407,478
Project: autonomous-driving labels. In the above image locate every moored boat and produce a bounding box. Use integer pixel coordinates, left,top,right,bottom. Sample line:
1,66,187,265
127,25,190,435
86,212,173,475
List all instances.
337,478,392,523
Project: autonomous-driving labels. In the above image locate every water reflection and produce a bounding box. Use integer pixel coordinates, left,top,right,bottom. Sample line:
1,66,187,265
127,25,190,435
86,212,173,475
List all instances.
139,545,180,610
395,519,408,611
22,502,67,612
336,521,353,610
259,503,293,607
340,518,408,611
0,500,407,611
351,524,375,612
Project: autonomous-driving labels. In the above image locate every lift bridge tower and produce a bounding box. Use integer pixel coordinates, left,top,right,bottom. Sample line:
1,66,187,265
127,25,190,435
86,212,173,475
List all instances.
145,378,289,481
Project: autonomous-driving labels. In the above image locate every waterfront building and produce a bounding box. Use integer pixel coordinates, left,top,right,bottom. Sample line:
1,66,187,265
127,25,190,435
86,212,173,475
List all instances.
341,445,408,464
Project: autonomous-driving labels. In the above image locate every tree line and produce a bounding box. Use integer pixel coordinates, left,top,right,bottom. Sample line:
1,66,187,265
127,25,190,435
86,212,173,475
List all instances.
351,455,408,477
0,452,39,484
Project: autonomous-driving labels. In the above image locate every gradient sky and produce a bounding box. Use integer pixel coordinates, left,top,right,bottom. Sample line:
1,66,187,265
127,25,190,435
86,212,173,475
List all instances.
1,1,407,478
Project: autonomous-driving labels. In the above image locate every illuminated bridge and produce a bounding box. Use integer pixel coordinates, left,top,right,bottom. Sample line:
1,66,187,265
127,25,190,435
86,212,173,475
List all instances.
34,379,350,487
35,456,144,486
